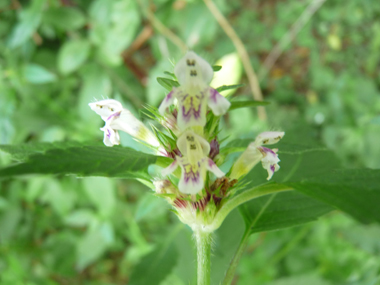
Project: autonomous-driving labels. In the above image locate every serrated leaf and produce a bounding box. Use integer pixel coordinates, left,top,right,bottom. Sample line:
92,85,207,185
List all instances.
240,189,333,234
229,100,270,110
129,240,178,285
215,83,245,93
0,141,94,161
236,139,380,231
157,77,180,91
287,169,380,224
23,64,57,84
58,39,91,74
0,143,157,180
235,141,342,233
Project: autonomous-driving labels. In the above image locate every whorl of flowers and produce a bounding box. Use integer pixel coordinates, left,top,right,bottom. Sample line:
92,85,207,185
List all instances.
89,51,284,227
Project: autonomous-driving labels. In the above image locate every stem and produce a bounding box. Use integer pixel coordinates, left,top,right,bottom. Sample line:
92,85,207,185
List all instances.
208,183,292,232
222,194,277,284
222,228,250,285
195,230,212,285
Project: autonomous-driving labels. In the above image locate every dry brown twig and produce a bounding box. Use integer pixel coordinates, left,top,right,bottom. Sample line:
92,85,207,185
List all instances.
137,0,187,53
203,0,267,121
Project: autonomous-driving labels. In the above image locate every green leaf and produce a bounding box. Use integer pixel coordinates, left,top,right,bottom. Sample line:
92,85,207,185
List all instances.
43,7,86,31
215,83,245,93
129,239,178,285
64,209,95,227
90,0,140,66
163,71,176,78
58,39,91,74
0,142,157,180
156,77,180,91
76,223,114,270
235,141,342,233
236,138,380,228
240,189,334,234
135,193,169,222
23,64,57,84
83,177,116,217
212,65,222,71
7,0,44,48
287,169,380,225
229,99,270,111
0,141,90,161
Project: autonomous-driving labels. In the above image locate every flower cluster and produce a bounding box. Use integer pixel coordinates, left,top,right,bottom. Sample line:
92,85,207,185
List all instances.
89,51,285,227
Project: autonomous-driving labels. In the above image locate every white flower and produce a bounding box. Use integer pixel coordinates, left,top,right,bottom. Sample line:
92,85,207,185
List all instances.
158,51,231,130
161,130,224,194
89,99,161,149
230,131,285,180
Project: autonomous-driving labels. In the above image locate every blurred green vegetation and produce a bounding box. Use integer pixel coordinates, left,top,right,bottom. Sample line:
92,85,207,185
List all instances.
0,0,379,284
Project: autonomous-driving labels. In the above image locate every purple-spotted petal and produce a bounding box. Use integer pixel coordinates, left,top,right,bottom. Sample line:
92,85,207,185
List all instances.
206,158,224,178
100,126,120,147
208,88,231,116
158,90,175,115
177,87,208,130
259,147,280,180
178,160,205,194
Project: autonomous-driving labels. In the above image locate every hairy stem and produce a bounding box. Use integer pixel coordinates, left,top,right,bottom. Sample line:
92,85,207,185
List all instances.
195,230,212,285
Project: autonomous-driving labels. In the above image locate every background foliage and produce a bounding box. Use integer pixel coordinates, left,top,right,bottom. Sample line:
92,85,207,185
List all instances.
1,0,379,284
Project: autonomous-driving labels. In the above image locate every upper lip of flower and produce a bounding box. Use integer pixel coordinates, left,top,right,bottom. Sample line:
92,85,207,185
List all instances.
158,52,231,131
89,99,162,152
230,131,285,180
161,131,224,194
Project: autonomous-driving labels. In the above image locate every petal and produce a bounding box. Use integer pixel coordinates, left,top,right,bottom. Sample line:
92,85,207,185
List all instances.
89,99,123,121
178,161,205,194
174,51,214,86
229,146,262,180
101,126,120,147
259,147,280,180
254,131,285,146
206,158,224,178
158,90,175,115
208,88,231,116
177,88,208,130
176,130,210,158
264,163,280,180
162,159,179,177
111,109,161,148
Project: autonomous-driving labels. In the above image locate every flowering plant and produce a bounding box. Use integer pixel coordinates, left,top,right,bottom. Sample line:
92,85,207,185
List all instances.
86,52,288,283
1,51,379,285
